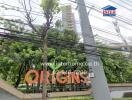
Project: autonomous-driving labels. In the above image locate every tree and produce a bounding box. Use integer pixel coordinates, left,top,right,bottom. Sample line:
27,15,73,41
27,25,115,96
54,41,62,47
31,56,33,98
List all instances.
99,48,131,83
127,62,132,82
17,0,60,99
0,26,88,92
55,20,63,30
0,39,43,85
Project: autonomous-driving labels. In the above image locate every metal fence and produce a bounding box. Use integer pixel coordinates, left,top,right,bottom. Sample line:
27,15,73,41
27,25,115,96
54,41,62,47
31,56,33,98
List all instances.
18,83,90,93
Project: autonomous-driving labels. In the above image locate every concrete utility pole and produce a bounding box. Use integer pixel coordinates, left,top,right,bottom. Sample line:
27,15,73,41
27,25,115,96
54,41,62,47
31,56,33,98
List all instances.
77,0,112,100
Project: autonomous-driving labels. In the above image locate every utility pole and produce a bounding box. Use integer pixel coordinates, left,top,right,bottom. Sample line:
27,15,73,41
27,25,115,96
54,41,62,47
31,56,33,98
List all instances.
113,20,131,56
77,0,112,100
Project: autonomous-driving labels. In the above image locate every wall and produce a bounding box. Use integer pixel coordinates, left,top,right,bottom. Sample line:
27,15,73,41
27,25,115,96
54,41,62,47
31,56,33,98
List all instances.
0,88,20,100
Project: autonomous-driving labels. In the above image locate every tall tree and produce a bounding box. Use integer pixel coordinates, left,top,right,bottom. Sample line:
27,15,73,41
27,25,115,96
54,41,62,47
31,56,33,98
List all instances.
18,0,60,99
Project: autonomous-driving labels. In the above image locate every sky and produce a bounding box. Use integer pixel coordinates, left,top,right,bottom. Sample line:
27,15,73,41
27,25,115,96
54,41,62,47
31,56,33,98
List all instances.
60,0,132,44
0,0,132,45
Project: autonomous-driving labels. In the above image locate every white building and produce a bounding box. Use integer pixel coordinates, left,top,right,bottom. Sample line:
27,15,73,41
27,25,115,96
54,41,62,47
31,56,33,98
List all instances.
62,5,76,32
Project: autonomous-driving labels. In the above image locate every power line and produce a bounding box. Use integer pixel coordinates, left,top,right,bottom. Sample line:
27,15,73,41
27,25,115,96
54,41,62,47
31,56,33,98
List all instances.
1,32,131,60
0,27,129,53
109,0,132,12
1,11,131,38
68,0,132,26
92,26,118,36
70,4,132,31
0,23,130,59
119,0,132,7
0,17,28,25
2,1,132,26
53,15,120,37
126,0,132,3
1,1,132,32
0,32,101,57
6,0,130,26
0,3,130,46
0,3,44,16
0,16,124,44
0,15,120,38
90,14,132,31
0,17,122,43
0,1,130,59
30,0,40,6
0,15,26,21
0,2,63,17
95,35,120,43
30,0,42,9
68,0,132,46
85,0,132,23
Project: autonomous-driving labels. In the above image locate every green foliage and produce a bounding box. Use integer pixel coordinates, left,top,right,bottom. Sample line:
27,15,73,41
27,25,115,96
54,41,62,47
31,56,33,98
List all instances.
126,61,132,82
40,0,60,14
48,28,78,42
0,27,87,84
51,96,92,100
48,62,62,73
100,48,132,83
0,40,43,83
55,20,63,29
1,33,132,84
0,16,131,84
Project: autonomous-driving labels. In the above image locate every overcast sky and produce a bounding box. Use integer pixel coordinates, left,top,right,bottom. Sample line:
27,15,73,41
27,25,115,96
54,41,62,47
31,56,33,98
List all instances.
1,0,132,44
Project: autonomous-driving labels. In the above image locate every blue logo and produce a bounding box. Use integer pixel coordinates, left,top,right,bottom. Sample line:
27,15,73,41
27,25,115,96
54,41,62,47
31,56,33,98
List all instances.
102,5,117,16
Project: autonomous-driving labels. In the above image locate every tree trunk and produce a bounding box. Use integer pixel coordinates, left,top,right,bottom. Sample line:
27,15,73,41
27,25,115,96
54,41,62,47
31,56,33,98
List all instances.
15,64,24,88
42,35,48,100
37,70,41,93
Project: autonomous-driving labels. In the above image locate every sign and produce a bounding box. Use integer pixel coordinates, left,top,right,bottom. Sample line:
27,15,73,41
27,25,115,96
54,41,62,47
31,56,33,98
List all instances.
25,70,91,85
89,72,95,78
102,5,117,16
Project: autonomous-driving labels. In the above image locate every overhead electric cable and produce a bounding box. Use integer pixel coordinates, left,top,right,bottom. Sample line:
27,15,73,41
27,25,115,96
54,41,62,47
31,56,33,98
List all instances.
68,0,132,26
1,32,131,60
0,27,129,53
119,0,132,7
109,0,132,12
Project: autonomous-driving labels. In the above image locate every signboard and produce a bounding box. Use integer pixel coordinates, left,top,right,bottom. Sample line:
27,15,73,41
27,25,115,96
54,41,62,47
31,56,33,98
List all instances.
25,70,91,85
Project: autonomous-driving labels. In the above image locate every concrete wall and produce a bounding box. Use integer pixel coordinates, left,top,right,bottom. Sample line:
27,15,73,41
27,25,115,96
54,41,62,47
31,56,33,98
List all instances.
0,88,20,100
0,79,132,100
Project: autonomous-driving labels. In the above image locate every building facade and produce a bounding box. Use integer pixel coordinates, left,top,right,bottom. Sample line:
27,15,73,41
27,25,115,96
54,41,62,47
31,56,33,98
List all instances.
62,5,76,32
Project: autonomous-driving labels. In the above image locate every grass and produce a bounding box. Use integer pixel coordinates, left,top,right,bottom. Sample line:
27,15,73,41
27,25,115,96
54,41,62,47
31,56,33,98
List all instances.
113,98,132,100
50,97,92,100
